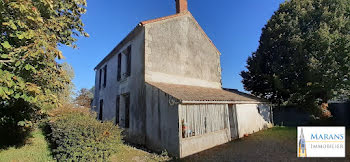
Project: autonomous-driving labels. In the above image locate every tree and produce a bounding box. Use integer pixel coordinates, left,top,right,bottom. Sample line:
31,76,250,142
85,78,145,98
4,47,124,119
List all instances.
58,62,76,104
75,88,93,108
0,0,87,145
241,0,350,115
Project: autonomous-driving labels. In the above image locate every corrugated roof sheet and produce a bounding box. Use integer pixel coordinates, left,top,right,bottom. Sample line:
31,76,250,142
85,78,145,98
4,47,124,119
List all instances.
146,82,265,102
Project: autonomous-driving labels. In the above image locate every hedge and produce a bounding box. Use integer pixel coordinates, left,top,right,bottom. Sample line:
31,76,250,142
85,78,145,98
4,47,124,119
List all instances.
47,106,122,161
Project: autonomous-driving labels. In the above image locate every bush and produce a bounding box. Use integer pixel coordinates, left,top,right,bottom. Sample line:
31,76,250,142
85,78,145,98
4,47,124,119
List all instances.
47,106,122,161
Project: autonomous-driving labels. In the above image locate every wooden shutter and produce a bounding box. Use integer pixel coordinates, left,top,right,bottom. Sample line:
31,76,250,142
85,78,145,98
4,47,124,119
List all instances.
103,65,107,87
116,95,120,125
117,53,121,81
99,100,103,121
126,46,131,76
125,94,130,128
99,69,102,89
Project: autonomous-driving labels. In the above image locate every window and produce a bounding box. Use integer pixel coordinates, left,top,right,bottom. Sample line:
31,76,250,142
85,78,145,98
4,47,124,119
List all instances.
117,53,121,81
117,45,131,81
99,100,103,121
99,69,102,89
125,46,131,77
103,65,107,87
116,95,120,125
181,104,228,138
123,93,130,128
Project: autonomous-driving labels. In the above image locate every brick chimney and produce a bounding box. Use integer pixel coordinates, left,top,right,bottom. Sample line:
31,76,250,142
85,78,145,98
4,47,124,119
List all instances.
175,0,188,13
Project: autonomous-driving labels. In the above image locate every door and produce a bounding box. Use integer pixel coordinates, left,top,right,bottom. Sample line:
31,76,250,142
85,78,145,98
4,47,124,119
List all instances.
228,104,239,139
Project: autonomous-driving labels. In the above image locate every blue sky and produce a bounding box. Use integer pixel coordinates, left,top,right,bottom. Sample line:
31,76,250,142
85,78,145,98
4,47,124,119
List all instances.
59,0,285,92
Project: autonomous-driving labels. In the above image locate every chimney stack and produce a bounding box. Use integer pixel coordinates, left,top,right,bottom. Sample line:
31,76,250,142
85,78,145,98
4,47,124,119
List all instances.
175,0,188,13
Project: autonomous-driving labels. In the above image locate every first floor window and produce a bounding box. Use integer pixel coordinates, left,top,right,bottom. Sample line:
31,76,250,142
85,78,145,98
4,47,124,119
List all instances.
117,53,121,81
99,69,102,89
103,65,107,87
125,45,131,77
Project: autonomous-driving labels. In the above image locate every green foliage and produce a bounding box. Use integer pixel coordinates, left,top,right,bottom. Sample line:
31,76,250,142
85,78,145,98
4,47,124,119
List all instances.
241,0,350,111
0,0,87,144
47,107,122,161
75,87,93,108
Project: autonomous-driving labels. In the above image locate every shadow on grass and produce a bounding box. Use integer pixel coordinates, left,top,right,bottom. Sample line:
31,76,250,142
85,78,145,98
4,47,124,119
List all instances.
0,125,32,150
38,122,56,159
120,129,173,161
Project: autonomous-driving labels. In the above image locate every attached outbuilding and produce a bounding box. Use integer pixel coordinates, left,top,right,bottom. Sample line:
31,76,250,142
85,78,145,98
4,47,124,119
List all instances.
145,82,272,157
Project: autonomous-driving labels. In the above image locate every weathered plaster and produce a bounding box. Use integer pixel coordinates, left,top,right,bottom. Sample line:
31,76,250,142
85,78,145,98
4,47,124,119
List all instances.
236,104,273,138
144,14,221,88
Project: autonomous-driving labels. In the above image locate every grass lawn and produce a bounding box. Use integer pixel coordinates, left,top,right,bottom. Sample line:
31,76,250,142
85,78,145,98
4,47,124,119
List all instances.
0,128,169,162
180,127,350,162
0,129,54,162
110,145,170,162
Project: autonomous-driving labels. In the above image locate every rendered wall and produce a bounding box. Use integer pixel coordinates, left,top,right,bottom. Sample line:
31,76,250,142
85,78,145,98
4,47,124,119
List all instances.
236,104,272,138
94,28,146,144
145,84,180,157
144,14,222,88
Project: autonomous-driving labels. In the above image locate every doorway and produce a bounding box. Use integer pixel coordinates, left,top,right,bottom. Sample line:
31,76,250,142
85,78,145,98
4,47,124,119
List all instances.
228,104,239,139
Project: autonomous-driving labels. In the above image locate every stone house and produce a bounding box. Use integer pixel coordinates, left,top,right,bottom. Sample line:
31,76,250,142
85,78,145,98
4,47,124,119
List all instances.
93,0,272,158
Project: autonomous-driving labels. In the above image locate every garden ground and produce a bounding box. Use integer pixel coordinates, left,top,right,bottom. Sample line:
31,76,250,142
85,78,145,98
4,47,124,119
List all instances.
179,127,350,162
0,129,169,162
1,127,349,162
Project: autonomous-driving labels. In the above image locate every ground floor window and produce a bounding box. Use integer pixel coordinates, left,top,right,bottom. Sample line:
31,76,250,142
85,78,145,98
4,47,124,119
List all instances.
122,93,130,128
99,100,103,120
116,95,120,125
180,104,228,138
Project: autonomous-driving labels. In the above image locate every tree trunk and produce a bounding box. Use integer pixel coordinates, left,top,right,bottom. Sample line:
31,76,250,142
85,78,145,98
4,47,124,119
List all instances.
320,102,332,119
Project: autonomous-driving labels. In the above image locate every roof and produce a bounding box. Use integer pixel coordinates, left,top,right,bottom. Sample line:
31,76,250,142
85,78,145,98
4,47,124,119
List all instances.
95,11,220,70
141,11,189,25
146,82,267,103
223,88,269,102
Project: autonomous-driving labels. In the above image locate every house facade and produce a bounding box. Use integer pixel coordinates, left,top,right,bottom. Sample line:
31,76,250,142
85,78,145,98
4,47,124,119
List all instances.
93,0,272,157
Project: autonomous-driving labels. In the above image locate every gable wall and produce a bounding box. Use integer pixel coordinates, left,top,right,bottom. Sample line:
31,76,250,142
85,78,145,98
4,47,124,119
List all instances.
144,14,222,88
